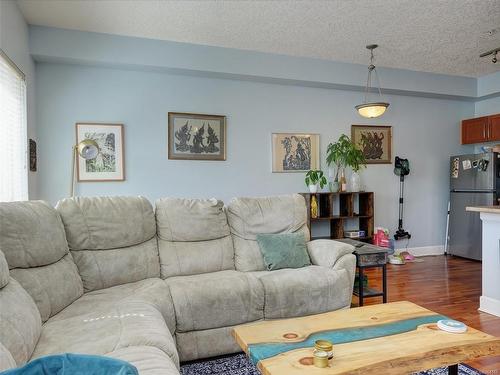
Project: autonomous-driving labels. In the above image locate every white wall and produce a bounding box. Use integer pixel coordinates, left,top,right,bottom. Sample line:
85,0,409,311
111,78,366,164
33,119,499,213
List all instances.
36,62,474,249
0,0,37,198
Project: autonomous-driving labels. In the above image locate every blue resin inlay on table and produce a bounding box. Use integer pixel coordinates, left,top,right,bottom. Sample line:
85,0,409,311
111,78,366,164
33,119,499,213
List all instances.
248,315,447,365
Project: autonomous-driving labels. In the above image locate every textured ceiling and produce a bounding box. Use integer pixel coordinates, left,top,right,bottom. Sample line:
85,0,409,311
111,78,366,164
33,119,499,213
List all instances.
17,0,500,77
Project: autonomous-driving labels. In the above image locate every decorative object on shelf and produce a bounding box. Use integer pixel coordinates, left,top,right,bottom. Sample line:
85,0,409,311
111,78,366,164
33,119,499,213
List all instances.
168,112,226,161
329,181,340,193
351,125,392,164
326,134,365,190
75,123,125,184
339,168,347,192
304,169,327,193
355,44,390,118
310,195,319,218
272,133,319,173
29,139,37,172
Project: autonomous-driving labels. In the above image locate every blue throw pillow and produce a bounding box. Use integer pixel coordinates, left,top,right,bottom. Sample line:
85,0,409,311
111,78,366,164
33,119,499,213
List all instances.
1,353,138,375
256,232,311,271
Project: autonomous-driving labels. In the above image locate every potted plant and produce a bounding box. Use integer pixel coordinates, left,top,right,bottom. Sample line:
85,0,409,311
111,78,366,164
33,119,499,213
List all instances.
326,134,366,192
305,170,327,193
347,142,366,191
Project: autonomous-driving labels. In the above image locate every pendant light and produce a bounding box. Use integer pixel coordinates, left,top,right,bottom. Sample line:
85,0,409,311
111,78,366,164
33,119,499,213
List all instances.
355,44,390,118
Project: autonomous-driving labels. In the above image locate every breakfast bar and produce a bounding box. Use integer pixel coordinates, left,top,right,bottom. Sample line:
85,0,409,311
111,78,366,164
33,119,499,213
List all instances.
466,206,500,317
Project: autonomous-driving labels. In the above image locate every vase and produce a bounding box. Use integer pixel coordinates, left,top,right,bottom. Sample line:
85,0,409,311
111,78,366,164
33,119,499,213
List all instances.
308,184,318,193
351,171,362,192
339,169,347,192
329,181,340,192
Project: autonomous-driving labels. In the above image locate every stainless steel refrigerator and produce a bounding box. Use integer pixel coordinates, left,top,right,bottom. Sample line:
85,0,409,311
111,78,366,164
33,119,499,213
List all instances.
448,152,500,260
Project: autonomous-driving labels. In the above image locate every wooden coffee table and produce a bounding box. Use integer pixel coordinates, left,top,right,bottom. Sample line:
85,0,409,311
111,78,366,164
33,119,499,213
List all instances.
232,301,500,374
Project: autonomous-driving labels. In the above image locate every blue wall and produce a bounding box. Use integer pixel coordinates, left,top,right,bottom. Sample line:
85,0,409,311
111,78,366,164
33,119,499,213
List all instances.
36,62,474,248
0,0,37,196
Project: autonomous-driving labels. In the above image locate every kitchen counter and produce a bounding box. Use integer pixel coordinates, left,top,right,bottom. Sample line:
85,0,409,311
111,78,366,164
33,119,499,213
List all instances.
466,206,500,214
467,206,500,317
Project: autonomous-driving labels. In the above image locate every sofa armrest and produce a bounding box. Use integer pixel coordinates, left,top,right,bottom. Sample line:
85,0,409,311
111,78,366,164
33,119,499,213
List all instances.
306,239,355,268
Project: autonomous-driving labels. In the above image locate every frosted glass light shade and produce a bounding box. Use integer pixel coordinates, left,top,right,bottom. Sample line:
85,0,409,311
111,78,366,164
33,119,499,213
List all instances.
355,102,390,118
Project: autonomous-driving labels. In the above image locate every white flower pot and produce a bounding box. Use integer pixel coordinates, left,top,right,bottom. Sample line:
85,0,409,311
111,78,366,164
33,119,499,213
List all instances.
308,184,318,193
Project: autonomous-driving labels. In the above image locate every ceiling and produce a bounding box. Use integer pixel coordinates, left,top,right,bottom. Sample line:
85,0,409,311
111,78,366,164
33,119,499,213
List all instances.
17,0,500,77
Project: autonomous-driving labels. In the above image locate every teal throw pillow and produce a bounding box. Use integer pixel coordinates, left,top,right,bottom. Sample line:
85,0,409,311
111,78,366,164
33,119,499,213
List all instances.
256,233,311,271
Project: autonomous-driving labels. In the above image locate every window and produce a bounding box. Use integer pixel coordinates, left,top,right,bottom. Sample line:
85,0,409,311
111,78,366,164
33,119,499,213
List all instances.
0,50,28,202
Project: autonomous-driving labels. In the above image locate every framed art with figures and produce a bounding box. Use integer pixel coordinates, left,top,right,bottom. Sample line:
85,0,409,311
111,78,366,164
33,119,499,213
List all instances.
168,112,226,161
351,125,392,164
272,133,320,173
76,123,125,181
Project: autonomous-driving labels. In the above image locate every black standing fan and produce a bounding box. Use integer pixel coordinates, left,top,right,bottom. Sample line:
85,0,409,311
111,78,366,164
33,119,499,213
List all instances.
394,157,411,240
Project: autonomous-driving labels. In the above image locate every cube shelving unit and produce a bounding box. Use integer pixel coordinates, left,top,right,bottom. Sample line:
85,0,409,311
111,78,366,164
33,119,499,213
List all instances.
300,192,374,242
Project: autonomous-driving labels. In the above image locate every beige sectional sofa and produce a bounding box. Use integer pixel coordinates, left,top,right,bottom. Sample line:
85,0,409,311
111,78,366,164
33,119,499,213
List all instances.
0,194,356,374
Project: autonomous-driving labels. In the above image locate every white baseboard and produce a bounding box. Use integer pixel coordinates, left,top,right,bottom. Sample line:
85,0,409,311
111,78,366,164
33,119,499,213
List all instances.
479,296,500,317
395,245,445,257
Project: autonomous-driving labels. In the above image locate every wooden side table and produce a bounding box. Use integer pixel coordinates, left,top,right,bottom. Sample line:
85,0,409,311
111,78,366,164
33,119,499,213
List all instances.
338,239,388,306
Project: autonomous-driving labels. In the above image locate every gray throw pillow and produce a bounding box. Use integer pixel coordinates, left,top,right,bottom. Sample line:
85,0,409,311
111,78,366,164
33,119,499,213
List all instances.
256,233,311,271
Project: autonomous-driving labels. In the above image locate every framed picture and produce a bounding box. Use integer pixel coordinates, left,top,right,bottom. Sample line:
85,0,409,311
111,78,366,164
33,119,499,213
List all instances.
351,125,392,164
76,123,125,181
272,133,320,173
168,112,226,161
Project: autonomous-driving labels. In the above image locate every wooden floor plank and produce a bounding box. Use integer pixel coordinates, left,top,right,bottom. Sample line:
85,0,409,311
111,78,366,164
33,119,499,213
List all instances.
360,255,500,372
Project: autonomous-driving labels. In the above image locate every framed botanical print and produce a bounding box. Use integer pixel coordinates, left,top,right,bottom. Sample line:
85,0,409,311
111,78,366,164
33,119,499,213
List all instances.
351,125,392,164
272,133,320,173
76,123,125,181
168,112,226,161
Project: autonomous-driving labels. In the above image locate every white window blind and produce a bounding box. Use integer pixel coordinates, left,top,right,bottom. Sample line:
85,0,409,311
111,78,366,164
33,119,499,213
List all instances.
0,50,28,202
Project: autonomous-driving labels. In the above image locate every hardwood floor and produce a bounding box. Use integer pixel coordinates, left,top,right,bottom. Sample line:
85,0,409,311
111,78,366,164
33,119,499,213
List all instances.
355,255,500,373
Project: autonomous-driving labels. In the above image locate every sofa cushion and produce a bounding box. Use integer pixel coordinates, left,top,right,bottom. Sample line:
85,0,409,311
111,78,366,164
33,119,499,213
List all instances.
107,346,179,375
51,278,176,335
175,326,241,362
56,196,160,292
227,195,310,272
0,342,16,372
0,201,68,269
70,238,160,292
0,251,9,289
156,198,229,242
156,198,234,278
32,302,179,368
256,233,311,271
0,201,83,322
0,277,41,366
56,196,156,250
10,254,83,322
251,265,352,319
166,270,264,332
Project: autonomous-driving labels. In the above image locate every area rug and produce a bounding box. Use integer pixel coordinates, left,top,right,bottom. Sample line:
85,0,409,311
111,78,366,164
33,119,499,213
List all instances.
180,353,485,375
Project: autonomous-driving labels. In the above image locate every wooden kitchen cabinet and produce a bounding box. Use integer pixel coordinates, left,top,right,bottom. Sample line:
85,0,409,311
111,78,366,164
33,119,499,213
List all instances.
461,113,500,144
490,114,500,141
